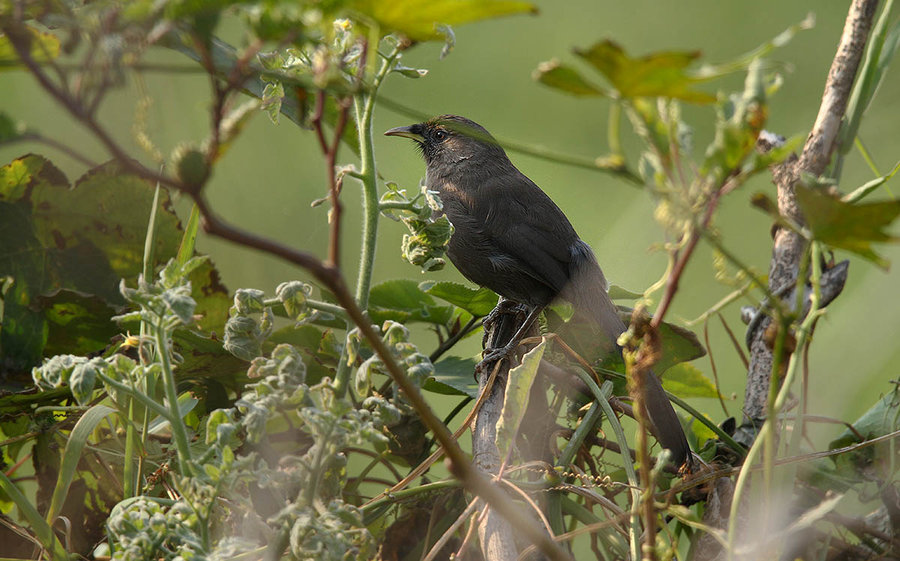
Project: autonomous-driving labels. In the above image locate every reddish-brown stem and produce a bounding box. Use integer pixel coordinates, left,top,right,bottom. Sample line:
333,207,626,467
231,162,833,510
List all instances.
651,186,724,328
310,90,351,267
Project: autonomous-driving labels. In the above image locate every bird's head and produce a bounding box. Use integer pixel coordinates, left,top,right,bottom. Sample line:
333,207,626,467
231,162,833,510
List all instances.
385,115,509,173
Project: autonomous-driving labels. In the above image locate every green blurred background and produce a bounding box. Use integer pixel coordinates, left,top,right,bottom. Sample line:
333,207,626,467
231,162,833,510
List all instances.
2,0,898,444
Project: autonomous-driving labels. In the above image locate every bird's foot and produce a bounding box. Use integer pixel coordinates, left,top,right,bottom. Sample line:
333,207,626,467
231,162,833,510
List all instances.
481,299,526,339
475,342,518,376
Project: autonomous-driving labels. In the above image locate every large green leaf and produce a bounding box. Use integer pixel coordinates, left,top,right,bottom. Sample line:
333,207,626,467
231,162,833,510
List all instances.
796,184,900,269
348,0,537,42
40,289,121,358
186,258,230,332
574,41,715,103
369,279,454,325
0,155,231,383
419,280,498,317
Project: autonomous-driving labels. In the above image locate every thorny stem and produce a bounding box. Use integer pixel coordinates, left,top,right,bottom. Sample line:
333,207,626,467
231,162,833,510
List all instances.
5,22,573,561
352,42,394,309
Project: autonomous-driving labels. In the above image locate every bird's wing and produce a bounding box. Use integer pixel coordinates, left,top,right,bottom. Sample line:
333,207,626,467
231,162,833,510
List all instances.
479,173,580,295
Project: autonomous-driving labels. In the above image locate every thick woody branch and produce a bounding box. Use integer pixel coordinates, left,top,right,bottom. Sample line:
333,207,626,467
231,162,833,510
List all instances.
739,0,878,443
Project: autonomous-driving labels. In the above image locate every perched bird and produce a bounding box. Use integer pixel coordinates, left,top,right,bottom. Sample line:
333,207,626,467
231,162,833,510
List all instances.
386,115,690,468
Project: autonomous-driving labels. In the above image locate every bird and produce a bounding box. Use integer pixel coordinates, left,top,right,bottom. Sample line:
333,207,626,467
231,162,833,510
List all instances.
385,114,691,468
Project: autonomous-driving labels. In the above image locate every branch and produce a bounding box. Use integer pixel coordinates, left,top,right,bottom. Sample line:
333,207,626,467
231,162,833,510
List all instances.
740,0,879,443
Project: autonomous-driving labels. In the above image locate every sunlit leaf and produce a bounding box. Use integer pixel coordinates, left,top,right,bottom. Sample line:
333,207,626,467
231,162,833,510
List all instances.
574,41,715,103
660,362,720,398
496,341,545,457
348,0,537,42
0,26,60,71
533,59,607,96
796,184,900,269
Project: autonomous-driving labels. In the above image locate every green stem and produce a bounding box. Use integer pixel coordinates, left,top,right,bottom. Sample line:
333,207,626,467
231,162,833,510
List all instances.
97,373,172,421
352,50,397,309
123,399,136,497
152,318,194,476
333,49,399,398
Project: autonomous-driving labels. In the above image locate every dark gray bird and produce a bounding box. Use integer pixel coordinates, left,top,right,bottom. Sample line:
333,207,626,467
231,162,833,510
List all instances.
386,114,690,468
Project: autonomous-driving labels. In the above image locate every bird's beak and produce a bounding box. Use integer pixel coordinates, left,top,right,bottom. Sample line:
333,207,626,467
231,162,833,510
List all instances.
384,125,423,141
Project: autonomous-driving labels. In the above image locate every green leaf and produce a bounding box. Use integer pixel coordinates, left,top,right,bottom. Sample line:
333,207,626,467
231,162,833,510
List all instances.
267,324,336,384
796,184,900,269
40,289,121,358
842,159,900,203
176,204,202,268
348,0,537,42
608,284,642,300
419,280,498,317
0,111,24,142
688,412,719,447
369,279,454,325
185,258,230,332
0,26,61,71
426,356,479,397
496,341,545,458
830,389,900,450
656,320,706,373
660,362,720,399
574,41,715,103
533,60,607,96
69,357,104,405
45,404,117,525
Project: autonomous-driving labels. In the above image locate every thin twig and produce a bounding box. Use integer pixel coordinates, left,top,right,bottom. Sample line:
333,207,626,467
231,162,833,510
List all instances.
651,182,726,328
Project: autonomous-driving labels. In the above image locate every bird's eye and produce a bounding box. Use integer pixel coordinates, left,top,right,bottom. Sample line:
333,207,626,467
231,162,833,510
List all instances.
433,129,447,141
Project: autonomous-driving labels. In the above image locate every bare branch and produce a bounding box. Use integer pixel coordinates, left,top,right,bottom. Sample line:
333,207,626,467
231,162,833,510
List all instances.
740,0,879,442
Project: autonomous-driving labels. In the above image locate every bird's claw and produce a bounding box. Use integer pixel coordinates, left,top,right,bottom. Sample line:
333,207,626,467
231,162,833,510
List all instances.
475,342,517,376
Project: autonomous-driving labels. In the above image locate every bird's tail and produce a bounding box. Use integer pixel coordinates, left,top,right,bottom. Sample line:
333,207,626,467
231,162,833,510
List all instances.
566,241,691,469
